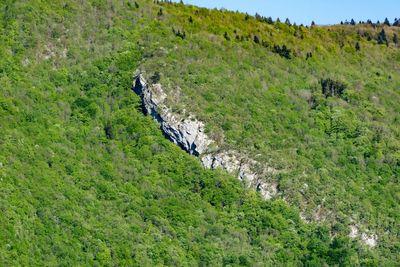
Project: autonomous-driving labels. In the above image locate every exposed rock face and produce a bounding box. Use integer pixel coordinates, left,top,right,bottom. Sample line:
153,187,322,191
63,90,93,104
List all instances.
349,224,378,247
202,151,277,199
133,74,212,156
132,73,379,246
133,73,278,199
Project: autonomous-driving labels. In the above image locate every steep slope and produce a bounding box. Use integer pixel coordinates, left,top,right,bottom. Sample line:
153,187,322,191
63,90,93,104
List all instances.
133,73,278,200
138,0,400,261
0,0,398,265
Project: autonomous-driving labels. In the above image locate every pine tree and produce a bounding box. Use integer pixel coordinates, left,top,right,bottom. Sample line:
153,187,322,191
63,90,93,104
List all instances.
320,79,346,98
224,32,230,41
355,42,361,51
384,17,391,26
273,44,291,59
377,29,388,46
350,19,356,25
311,21,316,26
285,18,291,26
173,28,186,39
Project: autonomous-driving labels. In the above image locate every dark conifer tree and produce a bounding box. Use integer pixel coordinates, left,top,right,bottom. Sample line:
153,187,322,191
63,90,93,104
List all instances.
355,42,361,51
377,29,388,46
350,19,356,25
224,32,230,41
384,17,391,26
394,33,398,45
320,79,346,98
273,45,291,59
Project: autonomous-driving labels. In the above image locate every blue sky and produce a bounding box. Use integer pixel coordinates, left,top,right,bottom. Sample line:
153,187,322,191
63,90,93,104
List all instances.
174,0,400,25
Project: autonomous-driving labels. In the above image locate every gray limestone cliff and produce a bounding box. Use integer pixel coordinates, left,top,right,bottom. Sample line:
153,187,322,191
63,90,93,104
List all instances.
133,74,212,156
132,72,378,247
133,73,278,199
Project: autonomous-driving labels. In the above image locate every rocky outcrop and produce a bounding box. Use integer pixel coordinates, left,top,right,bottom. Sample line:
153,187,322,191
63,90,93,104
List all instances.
349,224,378,248
133,73,278,199
133,74,212,156
132,73,380,246
202,151,277,199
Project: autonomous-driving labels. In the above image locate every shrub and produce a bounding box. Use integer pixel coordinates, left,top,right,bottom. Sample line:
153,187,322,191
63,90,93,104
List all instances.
150,72,161,83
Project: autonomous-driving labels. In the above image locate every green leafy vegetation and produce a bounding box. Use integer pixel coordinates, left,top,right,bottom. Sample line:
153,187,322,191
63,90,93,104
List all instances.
0,0,399,265
139,1,400,263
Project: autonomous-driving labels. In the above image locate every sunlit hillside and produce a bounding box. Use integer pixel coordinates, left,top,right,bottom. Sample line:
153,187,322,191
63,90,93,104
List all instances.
0,1,399,265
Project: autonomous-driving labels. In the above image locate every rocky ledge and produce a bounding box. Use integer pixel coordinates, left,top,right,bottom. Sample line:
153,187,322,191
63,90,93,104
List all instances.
133,73,278,199
132,72,379,247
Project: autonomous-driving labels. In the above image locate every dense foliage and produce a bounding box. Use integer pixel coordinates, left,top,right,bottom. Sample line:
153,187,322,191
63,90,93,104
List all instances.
140,1,400,263
0,0,398,265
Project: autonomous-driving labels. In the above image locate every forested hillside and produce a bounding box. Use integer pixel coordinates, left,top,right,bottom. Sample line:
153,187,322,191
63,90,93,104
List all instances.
140,0,400,261
0,0,399,266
